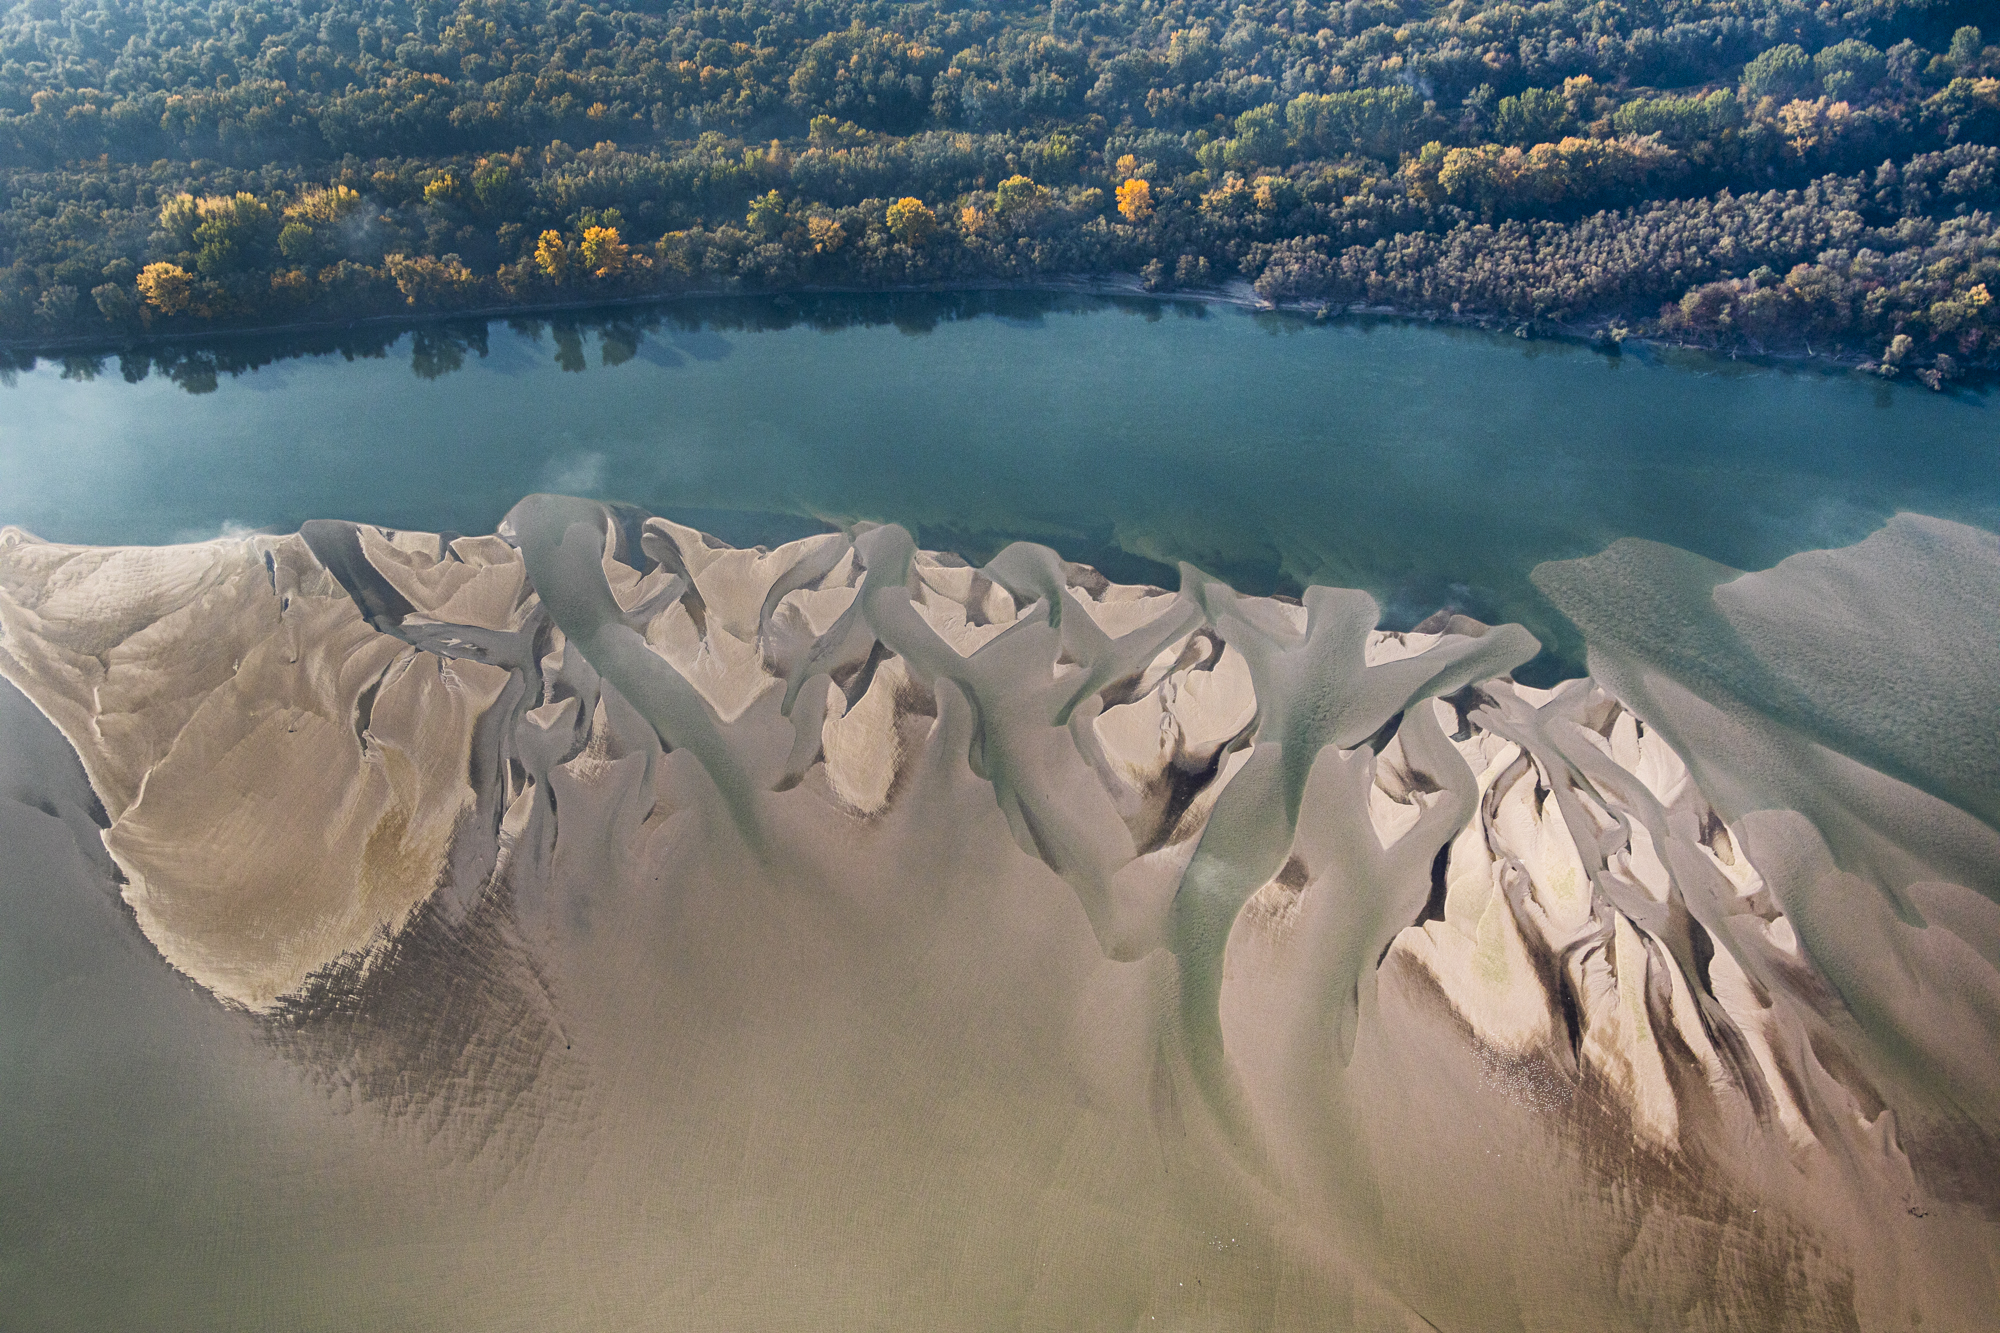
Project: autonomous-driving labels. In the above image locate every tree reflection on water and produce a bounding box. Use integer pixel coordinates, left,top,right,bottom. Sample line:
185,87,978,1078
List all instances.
1,290,1214,394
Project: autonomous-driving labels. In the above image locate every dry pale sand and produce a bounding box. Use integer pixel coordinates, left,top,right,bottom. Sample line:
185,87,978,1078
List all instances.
0,502,1994,1331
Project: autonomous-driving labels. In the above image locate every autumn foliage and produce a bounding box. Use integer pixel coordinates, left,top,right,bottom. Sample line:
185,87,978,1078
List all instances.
0,0,1993,375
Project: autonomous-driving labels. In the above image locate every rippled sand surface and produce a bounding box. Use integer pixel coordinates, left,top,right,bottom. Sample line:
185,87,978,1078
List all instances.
1,500,1994,1331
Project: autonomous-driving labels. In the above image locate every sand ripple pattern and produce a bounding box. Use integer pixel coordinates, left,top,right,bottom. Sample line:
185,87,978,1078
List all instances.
1,501,1994,1330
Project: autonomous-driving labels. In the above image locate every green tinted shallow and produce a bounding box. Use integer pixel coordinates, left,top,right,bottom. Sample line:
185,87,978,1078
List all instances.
2,292,1994,681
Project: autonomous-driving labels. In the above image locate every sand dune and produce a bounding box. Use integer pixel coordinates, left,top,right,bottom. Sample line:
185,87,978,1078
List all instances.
0,502,1993,1330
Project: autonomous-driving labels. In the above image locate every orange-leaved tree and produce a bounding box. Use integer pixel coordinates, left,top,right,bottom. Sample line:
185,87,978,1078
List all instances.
1116,178,1153,222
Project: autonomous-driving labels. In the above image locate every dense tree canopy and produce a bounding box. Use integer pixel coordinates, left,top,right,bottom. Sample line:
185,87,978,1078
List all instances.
1,0,1995,377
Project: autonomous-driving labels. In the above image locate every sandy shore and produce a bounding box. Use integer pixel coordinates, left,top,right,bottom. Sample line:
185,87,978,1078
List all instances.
2,502,1995,1328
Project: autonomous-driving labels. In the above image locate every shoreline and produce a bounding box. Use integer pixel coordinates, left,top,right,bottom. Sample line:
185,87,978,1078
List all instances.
1,272,1986,389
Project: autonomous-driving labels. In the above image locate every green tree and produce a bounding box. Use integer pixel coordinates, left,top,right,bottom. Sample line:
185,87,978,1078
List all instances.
1611,91,1740,145
156,193,209,250
1742,44,1813,100
92,281,140,330
1166,27,1217,83
1948,27,1984,74
1286,87,1423,160
1493,87,1570,144
471,162,521,215
1929,76,2000,142
1023,132,1082,181
993,175,1047,219
1815,40,1885,101
192,195,272,277
1224,105,1286,170
747,190,788,240
278,222,320,264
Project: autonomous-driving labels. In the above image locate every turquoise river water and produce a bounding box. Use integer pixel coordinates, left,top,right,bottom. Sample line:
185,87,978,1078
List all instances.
2,291,1993,677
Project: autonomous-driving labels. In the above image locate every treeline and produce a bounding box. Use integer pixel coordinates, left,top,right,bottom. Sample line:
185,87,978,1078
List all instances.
1254,143,2000,384
1,0,1982,158
1,0,1997,376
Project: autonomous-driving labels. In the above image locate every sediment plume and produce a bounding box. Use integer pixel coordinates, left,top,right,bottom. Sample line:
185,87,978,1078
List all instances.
0,502,1993,1331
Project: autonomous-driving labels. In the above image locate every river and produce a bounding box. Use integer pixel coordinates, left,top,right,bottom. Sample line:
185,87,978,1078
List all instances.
5,292,2000,1331
3,290,1993,680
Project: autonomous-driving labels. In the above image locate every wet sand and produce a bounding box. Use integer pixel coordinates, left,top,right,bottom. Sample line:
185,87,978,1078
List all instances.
0,504,1994,1330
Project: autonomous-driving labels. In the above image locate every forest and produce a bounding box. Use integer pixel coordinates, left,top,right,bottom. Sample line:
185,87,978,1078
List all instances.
1,0,1995,379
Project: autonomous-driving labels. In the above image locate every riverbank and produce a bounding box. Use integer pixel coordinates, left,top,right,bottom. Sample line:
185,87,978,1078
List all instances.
2,272,1989,392
9,280,1995,684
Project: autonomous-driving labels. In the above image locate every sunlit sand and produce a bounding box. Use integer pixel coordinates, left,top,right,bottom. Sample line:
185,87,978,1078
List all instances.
1,502,1993,1330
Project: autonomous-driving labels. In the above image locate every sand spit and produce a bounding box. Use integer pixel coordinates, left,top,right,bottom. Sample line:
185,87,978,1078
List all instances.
0,502,1994,1330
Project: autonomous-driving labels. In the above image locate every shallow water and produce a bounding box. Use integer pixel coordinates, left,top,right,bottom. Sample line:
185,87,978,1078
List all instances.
3,292,1994,678
3,298,1998,1331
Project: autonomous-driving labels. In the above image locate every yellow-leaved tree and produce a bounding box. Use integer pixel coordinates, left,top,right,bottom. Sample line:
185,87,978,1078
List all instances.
136,262,194,315
1116,178,1153,222
534,230,574,282
579,226,629,277
276,184,364,267
285,185,363,225
385,253,478,306
807,216,846,253
885,197,936,245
